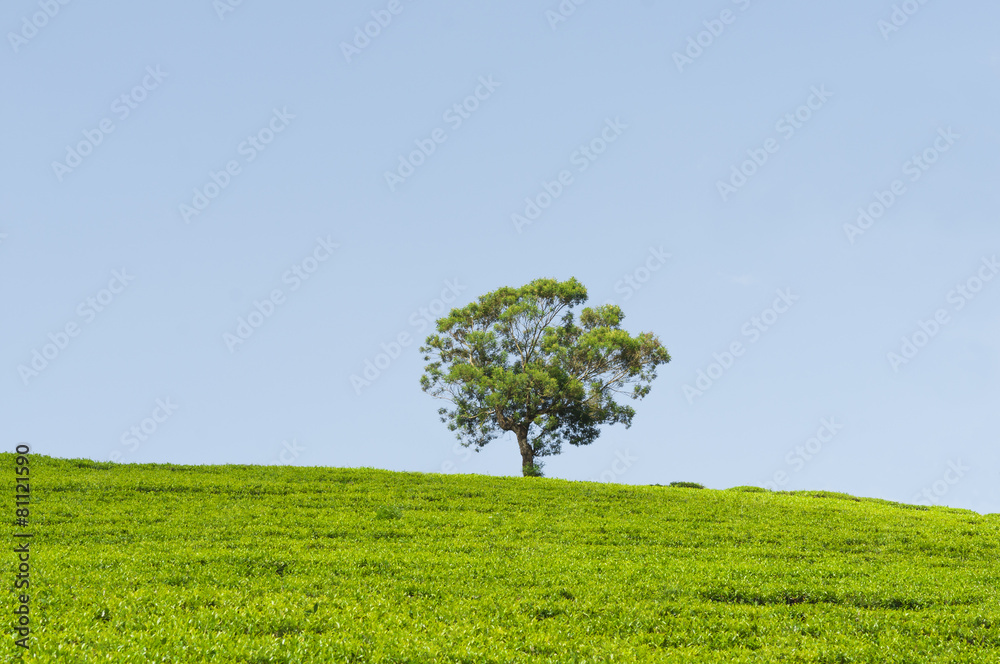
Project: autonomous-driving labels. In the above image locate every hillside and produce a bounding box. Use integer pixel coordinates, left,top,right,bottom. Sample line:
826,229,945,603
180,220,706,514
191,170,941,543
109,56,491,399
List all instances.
5,454,1000,662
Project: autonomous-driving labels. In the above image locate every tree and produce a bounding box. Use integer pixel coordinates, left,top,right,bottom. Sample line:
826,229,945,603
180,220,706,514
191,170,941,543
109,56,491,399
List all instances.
419,277,670,477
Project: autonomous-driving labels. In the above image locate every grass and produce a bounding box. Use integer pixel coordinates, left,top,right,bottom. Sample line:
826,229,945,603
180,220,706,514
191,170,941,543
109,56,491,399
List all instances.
5,454,1000,662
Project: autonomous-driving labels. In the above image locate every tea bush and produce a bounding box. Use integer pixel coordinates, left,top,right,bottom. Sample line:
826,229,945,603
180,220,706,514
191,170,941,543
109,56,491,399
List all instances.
4,454,999,662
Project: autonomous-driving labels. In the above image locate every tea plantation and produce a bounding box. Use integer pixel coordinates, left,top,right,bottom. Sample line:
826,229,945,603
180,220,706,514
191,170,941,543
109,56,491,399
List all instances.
5,454,1000,662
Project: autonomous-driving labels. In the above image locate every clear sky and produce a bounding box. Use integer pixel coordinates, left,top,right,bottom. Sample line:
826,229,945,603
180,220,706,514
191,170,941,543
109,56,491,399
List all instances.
3,1,998,513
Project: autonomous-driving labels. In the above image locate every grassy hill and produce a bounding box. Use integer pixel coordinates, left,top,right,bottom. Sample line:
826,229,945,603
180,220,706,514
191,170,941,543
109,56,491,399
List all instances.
6,454,1000,662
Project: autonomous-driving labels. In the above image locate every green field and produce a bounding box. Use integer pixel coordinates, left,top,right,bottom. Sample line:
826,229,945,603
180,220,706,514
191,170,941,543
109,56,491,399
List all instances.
6,454,1000,663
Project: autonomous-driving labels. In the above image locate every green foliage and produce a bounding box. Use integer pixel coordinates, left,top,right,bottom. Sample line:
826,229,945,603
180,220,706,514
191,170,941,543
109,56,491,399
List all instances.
375,504,403,520
7,453,1000,662
726,485,770,493
780,490,861,502
668,481,705,489
522,461,545,477
420,277,670,476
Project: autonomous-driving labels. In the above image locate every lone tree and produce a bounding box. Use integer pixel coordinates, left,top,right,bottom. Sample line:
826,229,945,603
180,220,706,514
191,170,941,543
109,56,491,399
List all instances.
420,277,670,477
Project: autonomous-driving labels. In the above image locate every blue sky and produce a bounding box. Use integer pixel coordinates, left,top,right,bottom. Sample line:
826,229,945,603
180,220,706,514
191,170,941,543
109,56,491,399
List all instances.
3,0,998,513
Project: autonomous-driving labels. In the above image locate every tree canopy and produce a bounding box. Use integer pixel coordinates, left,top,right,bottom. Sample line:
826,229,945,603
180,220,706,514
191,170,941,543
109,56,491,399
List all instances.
419,277,670,476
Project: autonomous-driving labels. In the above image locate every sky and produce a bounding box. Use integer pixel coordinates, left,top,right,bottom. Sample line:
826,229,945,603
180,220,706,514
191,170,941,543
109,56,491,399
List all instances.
2,0,998,513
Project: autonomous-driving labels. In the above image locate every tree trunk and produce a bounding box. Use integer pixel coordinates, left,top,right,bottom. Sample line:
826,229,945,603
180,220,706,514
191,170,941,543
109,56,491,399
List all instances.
515,426,534,476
